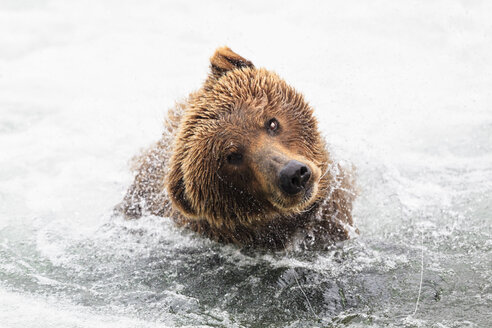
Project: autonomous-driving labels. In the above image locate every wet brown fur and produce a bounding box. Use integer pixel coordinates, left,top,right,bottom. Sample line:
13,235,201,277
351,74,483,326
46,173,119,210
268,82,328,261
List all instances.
118,47,357,250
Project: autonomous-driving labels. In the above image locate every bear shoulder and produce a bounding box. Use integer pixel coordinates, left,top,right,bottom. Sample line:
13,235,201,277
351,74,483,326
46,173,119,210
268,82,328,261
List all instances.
117,100,188,219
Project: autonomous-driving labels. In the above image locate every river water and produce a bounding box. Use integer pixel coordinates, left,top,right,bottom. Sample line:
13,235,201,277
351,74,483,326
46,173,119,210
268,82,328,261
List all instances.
1,1,491,327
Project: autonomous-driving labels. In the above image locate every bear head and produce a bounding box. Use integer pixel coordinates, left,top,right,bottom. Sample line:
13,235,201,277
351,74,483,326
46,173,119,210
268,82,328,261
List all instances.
166,47,331,230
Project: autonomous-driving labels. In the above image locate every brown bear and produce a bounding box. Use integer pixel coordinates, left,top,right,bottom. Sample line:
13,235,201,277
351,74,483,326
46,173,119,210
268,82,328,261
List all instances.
118,47,357,249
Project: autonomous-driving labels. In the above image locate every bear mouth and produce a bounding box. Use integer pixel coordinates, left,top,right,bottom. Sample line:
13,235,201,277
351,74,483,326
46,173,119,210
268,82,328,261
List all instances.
269,183,317,213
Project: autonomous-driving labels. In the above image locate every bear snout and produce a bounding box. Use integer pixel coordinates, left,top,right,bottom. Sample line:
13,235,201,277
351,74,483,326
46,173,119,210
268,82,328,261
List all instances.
278,160,312,195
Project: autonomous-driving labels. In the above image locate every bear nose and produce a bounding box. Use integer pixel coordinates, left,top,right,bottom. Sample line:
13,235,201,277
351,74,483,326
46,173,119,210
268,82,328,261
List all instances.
278,160,312,195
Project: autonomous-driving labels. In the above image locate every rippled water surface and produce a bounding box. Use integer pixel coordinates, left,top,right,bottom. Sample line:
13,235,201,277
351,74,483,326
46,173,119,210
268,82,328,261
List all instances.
1,1,491,327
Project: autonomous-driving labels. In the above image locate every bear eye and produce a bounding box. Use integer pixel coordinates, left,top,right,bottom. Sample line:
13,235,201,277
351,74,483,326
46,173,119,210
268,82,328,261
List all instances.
227,152,243,165
267,118,279,134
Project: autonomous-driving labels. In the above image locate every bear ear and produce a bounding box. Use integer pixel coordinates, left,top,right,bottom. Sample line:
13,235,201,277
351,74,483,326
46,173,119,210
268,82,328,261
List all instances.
166,159,197,218
210,46,254,78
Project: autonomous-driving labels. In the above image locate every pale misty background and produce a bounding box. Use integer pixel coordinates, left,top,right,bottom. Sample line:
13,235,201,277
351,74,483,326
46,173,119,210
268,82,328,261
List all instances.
0,1,491,327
